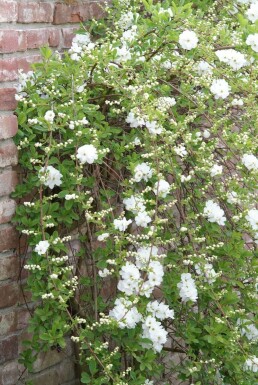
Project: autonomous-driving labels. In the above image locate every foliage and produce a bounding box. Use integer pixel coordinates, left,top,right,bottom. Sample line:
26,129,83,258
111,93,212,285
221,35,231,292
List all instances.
14,0,258,384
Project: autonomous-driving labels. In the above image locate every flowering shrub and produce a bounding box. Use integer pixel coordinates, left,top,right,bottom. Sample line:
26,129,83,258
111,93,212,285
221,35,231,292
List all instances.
14,0,258,384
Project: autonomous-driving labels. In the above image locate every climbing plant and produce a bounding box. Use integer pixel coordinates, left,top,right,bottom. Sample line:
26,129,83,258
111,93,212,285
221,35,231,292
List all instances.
14,0,258,384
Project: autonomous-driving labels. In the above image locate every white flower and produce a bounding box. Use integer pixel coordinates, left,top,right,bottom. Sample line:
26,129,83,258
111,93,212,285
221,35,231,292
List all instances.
238,319,258,341
174,144,187,157
156,96,176,112
114,217,132,232
242,154,258,171
210,79,230,99
76,144,98,164
44,110,55,123
142,316,168,352
147,261,164,288
197,60,213,76
244,356,258,372
50,273,58,279
118,11,135,29
215,49,247,70
203,200,226,226
65,194,77,200
154,180,170,197
161,60,173,69
35,240,50,255
39,166,62,189
98,268,111,278
97,233,110,241
210,164,223,177
109,297,142,329
117,262,141,295
246,33,258,52
122,26,137,42
232,98,244,106
177,273,198,303
246,209,258,231
134,163,153,182
116,45,131,63
144,380,154,385
135,246,159,268
126,111,145,128
73,33,91,46
123,195,146,213
159,7,173,18
147,300,174,320
135,211,152,227
246,2,258,22
203,129,211,138
195,263,217,284
145,120,163,135
179,30,198,50
227,191,239,204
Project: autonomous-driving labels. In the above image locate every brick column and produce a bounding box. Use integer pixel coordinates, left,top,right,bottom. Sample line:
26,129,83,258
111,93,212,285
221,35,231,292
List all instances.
0,1,105,384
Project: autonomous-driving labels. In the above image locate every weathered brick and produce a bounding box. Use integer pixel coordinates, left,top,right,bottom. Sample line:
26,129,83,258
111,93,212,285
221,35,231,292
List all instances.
18,2,54,23
0,140,18,168
58,359,76,383
0,310,17,336
0,89,17,111
0,335,18,364
0,282,19,309
0,254,18,281
26,28,61,49
0,198,16,224
29,367,59,385
0,55,41,82
0,115,18,140
48,28,61,47
0,30,26,54
0,308,29,337
62,27,77,48
0,170,18,197
1,360,20,385
0,1,17,22
32,349,65,373
0,226,18,253
53,2,90,24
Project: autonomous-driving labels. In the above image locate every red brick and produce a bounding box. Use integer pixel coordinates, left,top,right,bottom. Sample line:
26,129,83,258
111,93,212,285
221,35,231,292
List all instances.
0,89,17,111
0,1,17,22
0,254,18,281
0,140,18,168
0,335,18,364
0,170,18,197
18,2,54,23
48,29,61,47
0,115,18,140
62,27,77,48
0,30,26,54
0,55,41,82
0,198,16,224
26,28,61,49
0,226,18,253
1,360,20,385
53,2,90,24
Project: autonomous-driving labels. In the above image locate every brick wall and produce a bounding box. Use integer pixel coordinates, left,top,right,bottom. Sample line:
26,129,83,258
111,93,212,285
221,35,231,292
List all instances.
0,1,104,384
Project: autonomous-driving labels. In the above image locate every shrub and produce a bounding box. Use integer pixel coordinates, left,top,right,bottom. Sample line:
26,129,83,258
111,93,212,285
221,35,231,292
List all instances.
14,0,258,384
